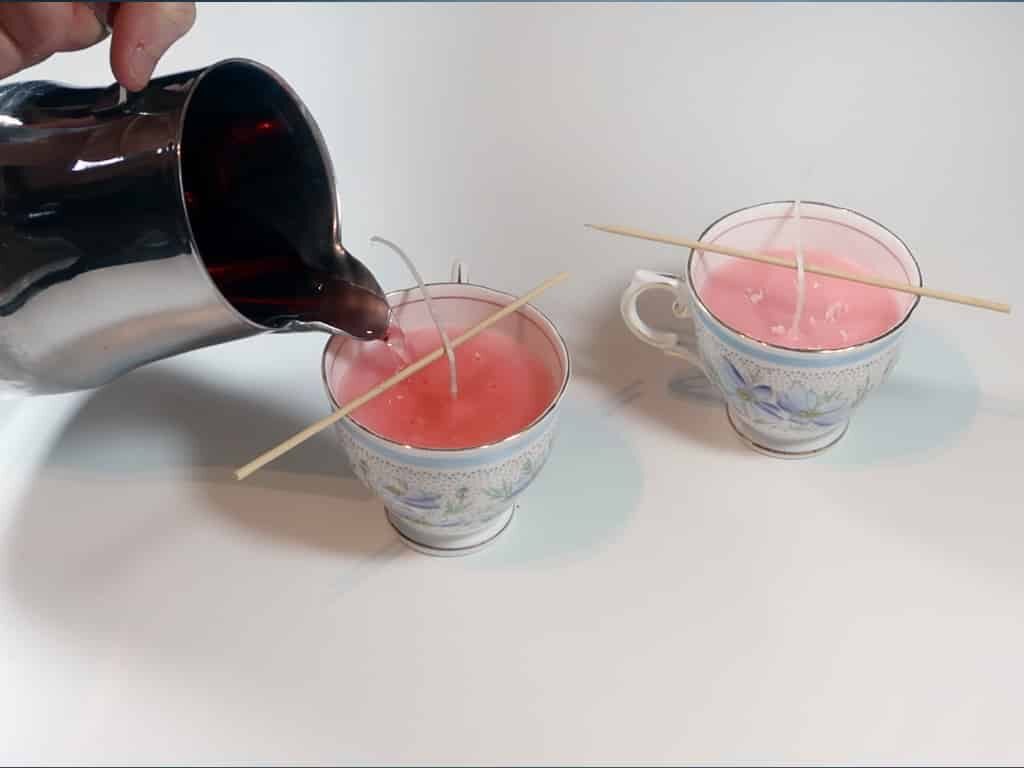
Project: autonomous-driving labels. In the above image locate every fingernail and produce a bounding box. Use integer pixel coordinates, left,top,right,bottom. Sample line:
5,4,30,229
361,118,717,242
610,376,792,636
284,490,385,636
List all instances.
128,42,154,91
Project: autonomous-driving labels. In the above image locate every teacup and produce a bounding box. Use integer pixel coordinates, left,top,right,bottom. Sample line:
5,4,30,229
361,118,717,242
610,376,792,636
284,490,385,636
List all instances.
321,263,570,555
620,201,922,457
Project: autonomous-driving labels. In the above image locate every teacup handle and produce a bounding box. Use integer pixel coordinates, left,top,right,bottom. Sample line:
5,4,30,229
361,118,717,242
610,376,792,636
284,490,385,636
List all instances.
620,270,707,374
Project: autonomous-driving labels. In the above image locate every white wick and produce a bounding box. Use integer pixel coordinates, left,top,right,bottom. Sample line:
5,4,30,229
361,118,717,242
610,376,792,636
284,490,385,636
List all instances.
370,236,459,399
789,199,806,339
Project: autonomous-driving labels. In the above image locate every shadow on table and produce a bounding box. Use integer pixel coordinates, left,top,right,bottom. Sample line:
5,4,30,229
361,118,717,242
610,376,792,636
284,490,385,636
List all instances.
470,393,643,569
27,364,387,547
0,399,21,429
570,285,745,456
0,355,650,642
1,364,405,649
819,323,980,467
573,285,981,466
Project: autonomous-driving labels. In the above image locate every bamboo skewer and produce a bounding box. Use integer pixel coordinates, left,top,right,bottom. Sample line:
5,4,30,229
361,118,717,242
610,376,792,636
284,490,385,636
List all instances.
585,223,1011,314
234,272,570,481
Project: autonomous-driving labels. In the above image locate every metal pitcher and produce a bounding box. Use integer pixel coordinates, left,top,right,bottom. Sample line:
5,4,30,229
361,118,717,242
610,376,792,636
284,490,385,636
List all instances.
0,58,390,397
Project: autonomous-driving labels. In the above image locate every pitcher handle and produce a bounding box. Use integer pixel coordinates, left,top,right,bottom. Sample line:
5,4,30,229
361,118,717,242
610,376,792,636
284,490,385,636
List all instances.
620,270,707,375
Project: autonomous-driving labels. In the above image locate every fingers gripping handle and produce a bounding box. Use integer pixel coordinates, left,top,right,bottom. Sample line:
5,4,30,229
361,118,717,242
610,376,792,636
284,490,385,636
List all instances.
619,270,706,373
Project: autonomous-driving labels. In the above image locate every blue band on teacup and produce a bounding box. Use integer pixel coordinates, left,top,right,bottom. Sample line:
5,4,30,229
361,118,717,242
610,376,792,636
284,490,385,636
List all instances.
341,411,560,469
692,303,903,368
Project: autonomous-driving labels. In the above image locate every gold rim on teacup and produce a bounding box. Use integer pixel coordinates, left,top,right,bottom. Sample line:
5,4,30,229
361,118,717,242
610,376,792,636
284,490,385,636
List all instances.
684,200,924,355
320,280,571,454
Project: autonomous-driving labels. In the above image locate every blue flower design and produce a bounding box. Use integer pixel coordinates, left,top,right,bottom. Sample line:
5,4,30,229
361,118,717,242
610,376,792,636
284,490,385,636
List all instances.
882,354,898,383
484,454,549,501
382,479,444,511
399,492,443,511
777,385,848,427
718,358,782,419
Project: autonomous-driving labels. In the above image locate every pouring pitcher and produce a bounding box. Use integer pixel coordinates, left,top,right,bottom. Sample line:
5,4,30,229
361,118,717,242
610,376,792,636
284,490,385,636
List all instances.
0,58,390,397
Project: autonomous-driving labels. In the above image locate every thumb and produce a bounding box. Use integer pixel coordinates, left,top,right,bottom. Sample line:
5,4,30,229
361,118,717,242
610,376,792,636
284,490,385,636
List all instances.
109,2,195,91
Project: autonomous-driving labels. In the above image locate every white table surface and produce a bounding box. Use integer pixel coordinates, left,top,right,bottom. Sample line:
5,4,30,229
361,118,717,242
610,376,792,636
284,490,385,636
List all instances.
3,3,1023,764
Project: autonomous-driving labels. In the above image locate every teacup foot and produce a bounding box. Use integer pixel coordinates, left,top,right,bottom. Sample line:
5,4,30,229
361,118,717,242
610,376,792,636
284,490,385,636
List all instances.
385,505,516,557
726,405,849,459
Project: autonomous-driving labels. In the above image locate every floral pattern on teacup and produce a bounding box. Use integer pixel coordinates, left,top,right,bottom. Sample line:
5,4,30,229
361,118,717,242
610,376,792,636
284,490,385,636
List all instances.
692,316,903,451
715,358,783,419
483,455,546,502
776,384,849,427
338,420,558,533
714,353,879,432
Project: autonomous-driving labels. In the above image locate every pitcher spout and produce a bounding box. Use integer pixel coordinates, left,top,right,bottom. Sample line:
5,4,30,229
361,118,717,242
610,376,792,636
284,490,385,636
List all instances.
330,247,392,340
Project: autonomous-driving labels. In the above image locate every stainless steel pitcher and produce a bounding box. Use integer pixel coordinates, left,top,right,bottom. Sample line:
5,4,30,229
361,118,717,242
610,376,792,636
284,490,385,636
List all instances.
0,58,390,397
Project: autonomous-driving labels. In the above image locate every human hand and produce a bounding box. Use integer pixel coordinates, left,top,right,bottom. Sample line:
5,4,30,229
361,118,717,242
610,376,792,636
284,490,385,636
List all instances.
0,2,196,91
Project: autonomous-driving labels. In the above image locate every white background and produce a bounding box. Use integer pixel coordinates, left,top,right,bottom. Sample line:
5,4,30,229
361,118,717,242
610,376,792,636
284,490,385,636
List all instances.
2,2,1023,764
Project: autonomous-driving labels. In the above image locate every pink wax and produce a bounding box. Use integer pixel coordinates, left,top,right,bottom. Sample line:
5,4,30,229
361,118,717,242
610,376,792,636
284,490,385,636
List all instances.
697,249,905,349
332,326,558,449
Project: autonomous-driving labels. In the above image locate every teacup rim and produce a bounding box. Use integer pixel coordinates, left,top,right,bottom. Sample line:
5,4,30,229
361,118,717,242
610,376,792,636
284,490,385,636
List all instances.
685,199,924,356
320,280,571,455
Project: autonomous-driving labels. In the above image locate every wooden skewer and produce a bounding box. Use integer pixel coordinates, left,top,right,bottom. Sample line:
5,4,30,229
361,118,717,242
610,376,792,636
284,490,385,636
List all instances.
585,223,1011,314
234,272,570,481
